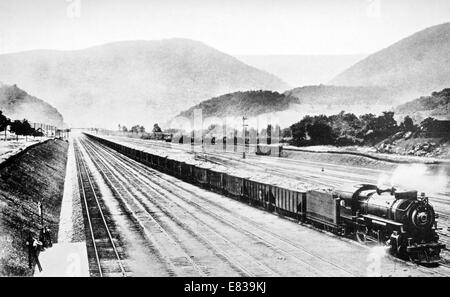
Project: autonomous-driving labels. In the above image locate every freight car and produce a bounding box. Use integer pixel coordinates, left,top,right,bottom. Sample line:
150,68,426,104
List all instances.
84,133,445,264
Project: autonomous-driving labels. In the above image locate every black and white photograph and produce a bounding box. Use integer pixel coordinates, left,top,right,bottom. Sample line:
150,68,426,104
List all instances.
0,0,449,284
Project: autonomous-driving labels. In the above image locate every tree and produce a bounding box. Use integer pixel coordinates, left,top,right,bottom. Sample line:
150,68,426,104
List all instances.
3,116,38,141
122,125,128,132
400,116,416,132
0,111,10,136
130,125,140,133
0,111,9,130
379,111,397,131
281,128,292,138
290,114,336,146
164,128,182,134
290,116,314,146
10,120,33,141
362,111,398,143
9,120,22,141
420,117,436,132
22,120,34,140
152,124,162,133
308,122,335,145
0,111,10,140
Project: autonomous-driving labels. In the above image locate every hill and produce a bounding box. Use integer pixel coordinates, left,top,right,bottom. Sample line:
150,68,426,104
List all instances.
0,83,64,127
330,22,450,101
238,54,366,87
284,85,394,106
174,85,397,130
0,39,289,128
177,90,299,119
395,88,450,122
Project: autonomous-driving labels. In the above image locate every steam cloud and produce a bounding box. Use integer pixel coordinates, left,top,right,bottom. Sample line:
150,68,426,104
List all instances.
377,163,449,196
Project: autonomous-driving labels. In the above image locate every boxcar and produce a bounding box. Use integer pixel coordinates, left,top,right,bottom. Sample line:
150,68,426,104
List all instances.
173,160,182,178
193,167,208,187
243,180,273,209
171,160,180,177
223,174,244,199
166,157,173,174
141,152,149,167
272,186,305,219
165,159,173,174
208,170,224,192
180,163,193,182
153,155,161,170
146,152,153,167
136,150,143,162
150,154,157,167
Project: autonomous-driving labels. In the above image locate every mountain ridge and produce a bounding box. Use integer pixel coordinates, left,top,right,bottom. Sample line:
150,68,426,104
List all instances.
330,22,450,101
0,83,65,127
0,39,289,128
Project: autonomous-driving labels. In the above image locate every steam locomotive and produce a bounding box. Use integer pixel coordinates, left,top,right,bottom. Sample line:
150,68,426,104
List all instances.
335,184,445,263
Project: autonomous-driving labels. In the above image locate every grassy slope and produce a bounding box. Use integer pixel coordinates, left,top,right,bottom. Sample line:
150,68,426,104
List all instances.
395,89,450,122
0,139,68,276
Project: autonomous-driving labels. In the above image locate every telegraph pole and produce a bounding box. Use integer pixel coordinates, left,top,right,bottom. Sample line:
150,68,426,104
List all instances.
242,116,248,159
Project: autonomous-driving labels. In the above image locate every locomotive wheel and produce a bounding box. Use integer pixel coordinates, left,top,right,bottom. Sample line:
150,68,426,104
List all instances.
389,241,399,256
356,226,368,243
388,232,401,257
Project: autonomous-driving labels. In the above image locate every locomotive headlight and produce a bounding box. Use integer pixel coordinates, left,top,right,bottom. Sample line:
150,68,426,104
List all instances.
417,212,429,225
412,205,433,228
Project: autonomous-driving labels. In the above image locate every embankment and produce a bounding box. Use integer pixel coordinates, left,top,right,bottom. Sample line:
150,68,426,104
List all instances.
284,145,450,167
0,139,68,276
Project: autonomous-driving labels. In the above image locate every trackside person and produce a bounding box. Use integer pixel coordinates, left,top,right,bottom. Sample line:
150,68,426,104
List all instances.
32,236,43,272
26,232,43,272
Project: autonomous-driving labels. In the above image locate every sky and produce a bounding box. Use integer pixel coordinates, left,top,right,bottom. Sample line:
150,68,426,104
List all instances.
0,0,449,55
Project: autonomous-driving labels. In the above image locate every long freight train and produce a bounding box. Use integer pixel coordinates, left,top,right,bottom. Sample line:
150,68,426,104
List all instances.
85,133,446,264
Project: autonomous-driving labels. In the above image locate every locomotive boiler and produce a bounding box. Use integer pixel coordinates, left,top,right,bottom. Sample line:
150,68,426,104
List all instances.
337,184,445,263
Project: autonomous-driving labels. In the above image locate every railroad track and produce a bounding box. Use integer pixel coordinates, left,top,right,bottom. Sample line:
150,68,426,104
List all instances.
87,135,450,275
73,140,127,277
81,137,278,276
92,136,450,272
84,136,358,276
437,213,450,253
78,137,210,277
